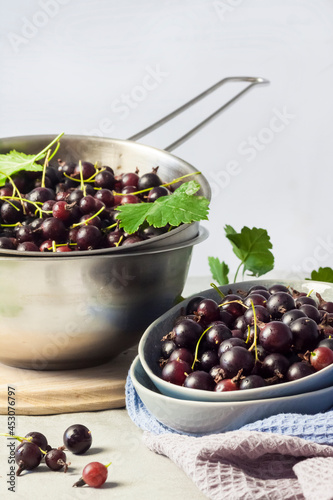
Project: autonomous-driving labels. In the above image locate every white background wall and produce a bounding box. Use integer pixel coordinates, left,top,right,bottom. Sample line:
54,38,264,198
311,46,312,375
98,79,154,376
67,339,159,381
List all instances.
1,0,333,280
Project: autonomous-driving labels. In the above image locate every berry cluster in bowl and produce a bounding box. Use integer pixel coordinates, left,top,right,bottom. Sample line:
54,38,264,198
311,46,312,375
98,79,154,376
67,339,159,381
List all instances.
149,282,333,396
0,161,171,253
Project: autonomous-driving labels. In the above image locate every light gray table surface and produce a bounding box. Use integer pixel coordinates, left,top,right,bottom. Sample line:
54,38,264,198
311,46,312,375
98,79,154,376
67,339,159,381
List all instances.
0,277,210,500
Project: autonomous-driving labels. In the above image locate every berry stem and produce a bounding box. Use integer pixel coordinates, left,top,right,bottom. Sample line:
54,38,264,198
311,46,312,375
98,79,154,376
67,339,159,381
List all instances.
248,299,259,362
41,149,51,188
47,140,61,162
191,325,213,370
71,206,105,228
233,261,243,283
34,132,64,163
79,161,86,196
210,282,225,299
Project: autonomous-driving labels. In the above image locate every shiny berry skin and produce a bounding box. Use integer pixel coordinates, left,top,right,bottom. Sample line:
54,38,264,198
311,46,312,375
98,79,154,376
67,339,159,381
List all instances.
120,194,140,205
295,296,317,308
28,187,55,203
121,172,139,188
299,304,321,324
218,338,247,357
259,321,293,353
171,319,203,348
260,353,290,378
94,189,114,207
199,350,220,372
287,362,315,381
239,375,266,390
40,239,53,252
186,296,205,315
94,170,115,190
41,217,67,242
76,225,102,250
310,346,333,371
265,292,295,319
196,298,221,323
52,201,71,221
73,161,95,180
183,371,215,391
63,424,92,454
15,442,42,475
243,293,267,307
161,340,176,359
0,236,15,249
244,305,271,325
214,379,239,392
268,284,290,294
281,309,306,326
289,317,319,351
17,241,40,252
79,195,96,214
82,462,108,488
1,200,25,223
137,172,162,191
205,322,232,350
169,348,194,366
219,346,255,378
147,186,169,202
161,359,191,385
24,431,48,451
45,448,68,471
15,226,34,243
318,338,333,351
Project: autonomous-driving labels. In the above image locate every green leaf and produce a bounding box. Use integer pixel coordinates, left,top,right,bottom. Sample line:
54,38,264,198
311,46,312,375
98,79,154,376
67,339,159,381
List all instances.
116,181,209,234
0,151,43,186
172,180,201,196
225,225,274,278
307,267,333,283
0,132,64,187
115,203,151,234
208,257,229,285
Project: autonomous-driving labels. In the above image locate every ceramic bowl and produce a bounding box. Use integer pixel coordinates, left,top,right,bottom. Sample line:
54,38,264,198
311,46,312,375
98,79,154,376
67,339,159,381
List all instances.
139,279,333,402
130,355,333,434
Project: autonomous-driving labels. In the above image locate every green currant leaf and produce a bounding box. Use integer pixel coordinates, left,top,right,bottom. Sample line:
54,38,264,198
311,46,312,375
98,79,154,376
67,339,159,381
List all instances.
116,181,209,234
208,257,229,285
307,267,333,283
0,151,43,186
0,133,64,187
115,203,152,234
225,225,274,278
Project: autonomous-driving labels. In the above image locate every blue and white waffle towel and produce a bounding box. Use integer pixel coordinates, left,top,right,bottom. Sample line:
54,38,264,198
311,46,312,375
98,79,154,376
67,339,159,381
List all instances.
126,374,333,500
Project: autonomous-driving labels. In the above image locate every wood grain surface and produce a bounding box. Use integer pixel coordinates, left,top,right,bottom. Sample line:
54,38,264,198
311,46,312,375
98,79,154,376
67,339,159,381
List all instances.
0,347,138,415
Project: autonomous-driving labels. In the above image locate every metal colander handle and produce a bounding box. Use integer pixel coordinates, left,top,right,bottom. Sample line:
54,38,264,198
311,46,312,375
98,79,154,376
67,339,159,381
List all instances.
128,76,269,152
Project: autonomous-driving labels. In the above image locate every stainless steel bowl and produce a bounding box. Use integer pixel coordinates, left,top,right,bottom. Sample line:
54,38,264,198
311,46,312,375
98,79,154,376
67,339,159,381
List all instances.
0,134,211,370
0,228,208,370
0,135,211,256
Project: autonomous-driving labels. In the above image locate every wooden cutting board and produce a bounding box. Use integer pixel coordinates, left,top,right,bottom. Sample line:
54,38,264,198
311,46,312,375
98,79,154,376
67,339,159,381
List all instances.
0,347,138,415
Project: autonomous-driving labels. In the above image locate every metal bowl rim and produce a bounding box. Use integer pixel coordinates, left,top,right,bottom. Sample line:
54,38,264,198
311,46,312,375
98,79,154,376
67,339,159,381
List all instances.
0,226,208,261
0,134,211,257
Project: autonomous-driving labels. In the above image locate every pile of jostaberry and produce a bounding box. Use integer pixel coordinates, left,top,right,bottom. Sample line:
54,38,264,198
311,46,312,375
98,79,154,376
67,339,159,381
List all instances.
159,284,333,392
2,424,110,488
0,160,173,252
